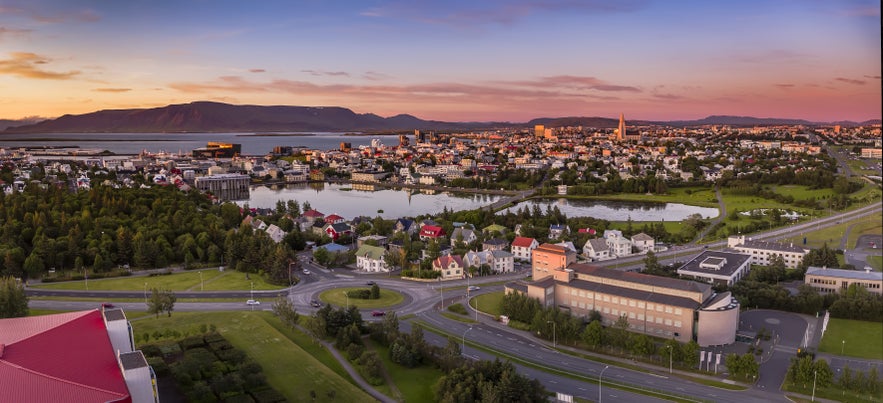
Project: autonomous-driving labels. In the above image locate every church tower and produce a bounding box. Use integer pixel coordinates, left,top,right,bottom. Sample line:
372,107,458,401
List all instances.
617,113,626,141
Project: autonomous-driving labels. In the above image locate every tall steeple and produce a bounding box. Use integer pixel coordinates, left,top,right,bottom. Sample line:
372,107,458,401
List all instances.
617,113,626,141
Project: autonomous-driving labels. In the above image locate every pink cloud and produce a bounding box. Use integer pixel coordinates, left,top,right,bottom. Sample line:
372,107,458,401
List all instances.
0,52,79,79
835,77,866,85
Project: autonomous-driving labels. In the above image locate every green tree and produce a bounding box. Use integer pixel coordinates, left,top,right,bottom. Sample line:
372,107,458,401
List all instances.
370,283,380,299
0,276,28,318
272,297,299,329
147,288,177,318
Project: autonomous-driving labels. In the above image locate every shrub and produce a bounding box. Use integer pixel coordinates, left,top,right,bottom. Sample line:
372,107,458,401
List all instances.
147,357,168,376
180,335,207,350
346,289,372,299
447,303,468,315
216,348,247,363
251,388,287,403
210,340,234,351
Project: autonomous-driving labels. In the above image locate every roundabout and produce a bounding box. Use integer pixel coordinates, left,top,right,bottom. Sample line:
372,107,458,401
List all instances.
318,287,405,309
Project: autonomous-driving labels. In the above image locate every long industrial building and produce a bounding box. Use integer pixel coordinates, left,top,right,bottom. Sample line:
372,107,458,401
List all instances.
507,243,739,346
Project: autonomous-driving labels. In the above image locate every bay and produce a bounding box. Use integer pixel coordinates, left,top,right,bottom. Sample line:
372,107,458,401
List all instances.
499,198,719,221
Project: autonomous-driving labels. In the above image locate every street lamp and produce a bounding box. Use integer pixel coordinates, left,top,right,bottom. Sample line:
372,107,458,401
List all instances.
84,269,88,290
343,291,349,309
199,270,203,291
439,277,444,310
666,345,673,374
599,365,610,403
841,340,845,355
462,327,473,353
811,370,818,402
546,320,557,348
250,281,254,310
144,282,148,304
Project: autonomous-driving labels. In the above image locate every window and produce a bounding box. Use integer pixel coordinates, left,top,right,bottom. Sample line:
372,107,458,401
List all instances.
665,319,672,326
674,321,682,328
612,309,619,316
628,312,636,319
603,307,609,314
656,305,663,312
665,306,673,313
571,289,577,296
637,314,644,320
647,315,654,322
656,317,663,324
629,300,636,307
612,297,619,304
579,290,585,297
674,308,682,315
638,302,645,309
603,295,610,302
647,303,654,310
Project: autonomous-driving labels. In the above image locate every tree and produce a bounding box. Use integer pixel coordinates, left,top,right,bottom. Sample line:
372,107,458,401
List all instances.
312,247,329,266
370,283,380,299
643,250,661,272
272,297,299,329
147,288,177,318
581,320,604,348
0,276,28,318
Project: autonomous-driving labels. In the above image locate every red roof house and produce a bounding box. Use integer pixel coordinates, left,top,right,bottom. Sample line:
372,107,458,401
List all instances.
324,214,345,224
419,225,446,241
0,310,156,403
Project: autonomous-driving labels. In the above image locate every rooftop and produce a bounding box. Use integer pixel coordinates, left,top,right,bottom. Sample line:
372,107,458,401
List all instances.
806,266,883,281
677,250,752,277
571,263,711,294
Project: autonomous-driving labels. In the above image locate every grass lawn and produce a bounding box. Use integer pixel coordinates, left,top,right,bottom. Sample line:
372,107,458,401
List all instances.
782,220,856,250
720,191,803,218
132,311,371,402
610,220,685,236
847,213,883,248
559,186,719,208
785,383,881,403
769,185,837,201
471,291,504,317
319,287,404,309
371,342,443,402
818,318,883,360
32,269,283,291
867,255,883,271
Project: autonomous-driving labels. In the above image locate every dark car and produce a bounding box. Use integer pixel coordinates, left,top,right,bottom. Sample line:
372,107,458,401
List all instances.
371,310,386,317
366,281,376,286
101,303,115,309
310,300,322,308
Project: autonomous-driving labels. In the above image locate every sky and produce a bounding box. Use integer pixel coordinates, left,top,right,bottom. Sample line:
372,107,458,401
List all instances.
0,0,880,122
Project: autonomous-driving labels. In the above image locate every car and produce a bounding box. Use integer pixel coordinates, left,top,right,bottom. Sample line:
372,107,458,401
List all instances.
246,299,261,305
302,269,311,275
310,299,322,308
371,310,386,317
366,281,376,286
467,286,480,291
101,303,115,309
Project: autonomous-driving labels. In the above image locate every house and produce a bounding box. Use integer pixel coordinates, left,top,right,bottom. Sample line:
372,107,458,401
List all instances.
631,233,655,254
302,209,325,225
463,250,492,270
265,224,286,243
356,244,389,272
582,238,611,261
555,241,577,253
324,222,352,240
482,238,509,252
511,237,539,261
548,224,570,239
432,255,465,280
531,243,577,278
356,235,388,249
394,218,417,235
0,309,159,403
419,225,446,241
482,224,508,236
604,230,632,257
324,214,346,224
450,228,477,246
491,250,515,273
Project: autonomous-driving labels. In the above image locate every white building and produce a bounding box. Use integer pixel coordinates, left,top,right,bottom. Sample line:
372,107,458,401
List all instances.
727,235,808,269
355,244,389,272
631,233,655,254
582,238,611,261
677,250,752,287
511,237,539,261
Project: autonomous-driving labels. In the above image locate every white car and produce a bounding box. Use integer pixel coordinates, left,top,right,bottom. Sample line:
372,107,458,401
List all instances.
302,269,311,275
246,299,261,305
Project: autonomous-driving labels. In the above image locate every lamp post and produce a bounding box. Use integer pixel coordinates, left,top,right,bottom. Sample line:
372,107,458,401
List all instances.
462,327,473,353
144,282,148,304
250,281,254,310
841,340,845,355
599,365,610,403
199,270,203,291
546,320,557,348
84,269,88,290
343,291,349,309
667,345,673,374
811,370,817,402
439,277,444,310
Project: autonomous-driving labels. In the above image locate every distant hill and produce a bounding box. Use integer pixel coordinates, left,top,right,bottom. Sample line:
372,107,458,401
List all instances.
659,115,877,127
2,103,878,134
0,117,47,131
1,102,487,134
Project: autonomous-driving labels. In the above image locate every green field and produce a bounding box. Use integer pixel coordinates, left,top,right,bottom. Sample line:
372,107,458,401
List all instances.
132,311,372,402
318,287,404,309
471,291,504,317
557,186,719,208
868,255,883,271
846,213,883,248
818,318,883,360
371,342,443,402
782,213,881,250
610,219,685,235
32,269,284,291
769,185,836,201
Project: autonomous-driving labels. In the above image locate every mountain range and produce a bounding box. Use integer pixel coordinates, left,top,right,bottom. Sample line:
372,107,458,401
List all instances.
1,102,879,133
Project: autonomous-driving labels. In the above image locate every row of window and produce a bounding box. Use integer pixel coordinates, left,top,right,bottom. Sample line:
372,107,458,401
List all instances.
567,289,683,315
573,300,684,328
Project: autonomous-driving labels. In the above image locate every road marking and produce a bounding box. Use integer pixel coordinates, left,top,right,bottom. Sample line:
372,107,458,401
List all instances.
649,373,668,379
578,388,586,391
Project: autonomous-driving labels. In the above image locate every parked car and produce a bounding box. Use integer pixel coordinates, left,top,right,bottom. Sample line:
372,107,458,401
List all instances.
310,299,322,308
101,303,115,309
302,269,311,275
371,310,386,317
467,286,480,291
246,299,261,305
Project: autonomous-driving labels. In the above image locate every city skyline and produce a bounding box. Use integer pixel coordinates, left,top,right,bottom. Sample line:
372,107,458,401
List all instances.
0,0,880,122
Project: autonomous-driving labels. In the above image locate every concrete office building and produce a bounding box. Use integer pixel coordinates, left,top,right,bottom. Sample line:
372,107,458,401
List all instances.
727,235,808,269
805,266,883,295
676,250,752,287
194,173,250,201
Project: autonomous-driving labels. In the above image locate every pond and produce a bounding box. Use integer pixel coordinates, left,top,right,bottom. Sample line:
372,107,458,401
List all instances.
498,198,719,221
243,183,502,219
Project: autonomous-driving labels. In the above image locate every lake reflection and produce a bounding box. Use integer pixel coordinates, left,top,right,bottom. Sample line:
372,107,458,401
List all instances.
244,183,502,219
499,198,719,221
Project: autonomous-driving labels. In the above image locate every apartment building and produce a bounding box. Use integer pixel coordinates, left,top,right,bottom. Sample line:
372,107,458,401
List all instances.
727,235,808,269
